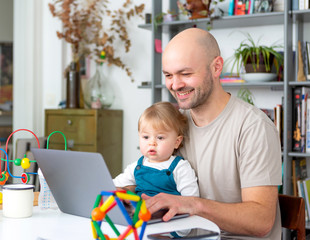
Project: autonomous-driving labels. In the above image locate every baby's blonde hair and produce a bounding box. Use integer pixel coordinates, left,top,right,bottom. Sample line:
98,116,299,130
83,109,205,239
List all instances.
138,102,188,148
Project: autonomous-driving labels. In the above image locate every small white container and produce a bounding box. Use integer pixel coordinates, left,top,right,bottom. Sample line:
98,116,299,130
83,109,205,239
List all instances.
38,168,58,210
2,184,35,218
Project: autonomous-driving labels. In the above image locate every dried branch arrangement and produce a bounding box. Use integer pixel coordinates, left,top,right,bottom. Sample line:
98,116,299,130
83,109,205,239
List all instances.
48,0,144,82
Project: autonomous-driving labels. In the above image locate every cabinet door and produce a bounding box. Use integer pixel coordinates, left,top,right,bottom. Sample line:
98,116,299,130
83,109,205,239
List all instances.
45,110,97,151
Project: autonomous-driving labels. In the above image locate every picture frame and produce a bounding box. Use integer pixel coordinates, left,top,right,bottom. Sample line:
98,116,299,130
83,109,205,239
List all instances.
0,42,13,109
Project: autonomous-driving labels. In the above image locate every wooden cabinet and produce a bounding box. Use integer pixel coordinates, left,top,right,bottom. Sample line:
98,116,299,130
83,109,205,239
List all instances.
45,109,123,178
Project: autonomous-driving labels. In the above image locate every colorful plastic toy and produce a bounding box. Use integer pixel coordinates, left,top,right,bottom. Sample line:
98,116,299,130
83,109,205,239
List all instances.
90,190,151,240
0,129,67,185
0,129,41,185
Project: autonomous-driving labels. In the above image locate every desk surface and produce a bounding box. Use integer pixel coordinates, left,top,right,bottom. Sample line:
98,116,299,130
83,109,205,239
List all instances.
0,207,220,240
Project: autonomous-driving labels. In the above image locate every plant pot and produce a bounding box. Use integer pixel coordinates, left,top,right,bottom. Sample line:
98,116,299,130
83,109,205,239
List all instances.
244,53,274,73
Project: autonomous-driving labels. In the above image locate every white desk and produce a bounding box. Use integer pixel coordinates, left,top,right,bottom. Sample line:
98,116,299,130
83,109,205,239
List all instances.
0,207,220,240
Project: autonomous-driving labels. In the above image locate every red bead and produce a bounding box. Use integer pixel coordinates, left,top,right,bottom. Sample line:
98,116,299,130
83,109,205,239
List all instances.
21,173,29,184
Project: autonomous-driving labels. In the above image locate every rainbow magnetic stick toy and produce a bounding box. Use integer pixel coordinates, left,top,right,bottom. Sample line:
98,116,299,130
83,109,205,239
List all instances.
90,190,151,240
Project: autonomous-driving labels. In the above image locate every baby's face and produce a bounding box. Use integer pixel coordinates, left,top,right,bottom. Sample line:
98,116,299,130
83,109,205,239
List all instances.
138,127,183,163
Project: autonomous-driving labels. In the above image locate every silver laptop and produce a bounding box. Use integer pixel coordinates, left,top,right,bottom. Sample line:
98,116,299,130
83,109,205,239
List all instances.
31,148,189,225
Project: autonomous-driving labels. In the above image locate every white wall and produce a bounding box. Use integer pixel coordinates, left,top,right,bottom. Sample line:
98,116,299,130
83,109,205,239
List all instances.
11,1,309,169
13,0,152,168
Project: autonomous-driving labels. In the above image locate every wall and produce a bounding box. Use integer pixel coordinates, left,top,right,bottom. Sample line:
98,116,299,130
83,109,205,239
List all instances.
13,0,152,168
11,1,310,169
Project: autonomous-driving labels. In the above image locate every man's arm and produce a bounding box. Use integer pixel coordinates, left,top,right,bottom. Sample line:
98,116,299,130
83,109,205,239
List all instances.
142,185,278,237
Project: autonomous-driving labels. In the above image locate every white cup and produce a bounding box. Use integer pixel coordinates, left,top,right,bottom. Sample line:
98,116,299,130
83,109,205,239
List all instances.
2,184,35,218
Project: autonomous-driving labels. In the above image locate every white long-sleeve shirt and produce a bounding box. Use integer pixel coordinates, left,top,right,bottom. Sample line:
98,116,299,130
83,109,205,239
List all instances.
113,156,200,197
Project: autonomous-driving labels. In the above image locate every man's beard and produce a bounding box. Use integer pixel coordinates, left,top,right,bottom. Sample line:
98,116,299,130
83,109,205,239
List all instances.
173,72,214,110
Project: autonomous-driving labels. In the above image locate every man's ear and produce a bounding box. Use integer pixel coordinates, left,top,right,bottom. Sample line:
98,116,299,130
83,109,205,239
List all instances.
211,56,223,78
175,135,183,149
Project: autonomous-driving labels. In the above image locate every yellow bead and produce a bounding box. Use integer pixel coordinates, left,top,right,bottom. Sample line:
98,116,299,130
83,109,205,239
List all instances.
21,158,31,169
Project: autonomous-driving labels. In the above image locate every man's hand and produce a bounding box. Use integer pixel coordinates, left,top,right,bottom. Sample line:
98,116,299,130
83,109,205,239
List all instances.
142,186,278,237
141,193,197,222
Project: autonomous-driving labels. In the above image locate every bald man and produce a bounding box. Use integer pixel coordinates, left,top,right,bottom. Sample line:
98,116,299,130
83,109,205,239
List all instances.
142,28,282,239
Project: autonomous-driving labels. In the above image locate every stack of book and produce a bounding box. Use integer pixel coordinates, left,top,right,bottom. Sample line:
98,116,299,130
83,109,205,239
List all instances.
297,41,310,82
292,158,309,221
228,0,281,16
292,0,310,10
292,87,310,153
220,74,245,83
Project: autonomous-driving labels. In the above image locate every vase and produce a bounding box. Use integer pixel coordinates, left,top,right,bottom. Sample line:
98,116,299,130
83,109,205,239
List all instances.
83,63,115,109
66,62,80,108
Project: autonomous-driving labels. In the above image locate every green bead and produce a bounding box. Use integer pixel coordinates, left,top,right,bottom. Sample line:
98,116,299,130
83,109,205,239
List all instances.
14,158,22,166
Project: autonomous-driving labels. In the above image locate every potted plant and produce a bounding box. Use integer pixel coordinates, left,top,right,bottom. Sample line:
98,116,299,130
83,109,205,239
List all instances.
237,87,255,105
48,0,144,108
229,32,283,76
48,0,145,82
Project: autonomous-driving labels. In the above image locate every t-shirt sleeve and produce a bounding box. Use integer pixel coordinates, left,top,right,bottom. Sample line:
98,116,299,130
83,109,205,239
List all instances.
173,159,200,197
113,161,137,187
238,118,282,188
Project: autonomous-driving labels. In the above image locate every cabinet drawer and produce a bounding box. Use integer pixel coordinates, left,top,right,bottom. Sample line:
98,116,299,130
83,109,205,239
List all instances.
46,115,96,145
48,142,96,152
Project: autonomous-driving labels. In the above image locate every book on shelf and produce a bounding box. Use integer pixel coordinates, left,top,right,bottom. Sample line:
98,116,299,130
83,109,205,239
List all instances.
297,41,310,81
303,178,310,220
307,41,310,80
297,179,309,221
292,86,310,152
228,0,235,15
302,41,310,80
293,87,302,152
292,159,307,195
293,159,297,196
301,87,310,152
220,74,245,83
293,158,309,221
231,0,276,16
273,0,284,12
307,98,310,153
292,0,299,10
299,0,305,10
295,0,310,10
274,104,283,147
297,41,307,82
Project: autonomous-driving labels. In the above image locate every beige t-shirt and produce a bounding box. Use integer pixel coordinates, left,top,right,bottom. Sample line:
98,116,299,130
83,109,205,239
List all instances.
180,95,282,239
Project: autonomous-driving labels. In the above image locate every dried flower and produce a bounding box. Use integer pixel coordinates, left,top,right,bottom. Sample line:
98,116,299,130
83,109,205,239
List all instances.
48,0,144,82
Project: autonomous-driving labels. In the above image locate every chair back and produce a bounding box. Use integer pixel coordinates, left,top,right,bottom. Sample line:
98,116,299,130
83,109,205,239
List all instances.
278,194,305,240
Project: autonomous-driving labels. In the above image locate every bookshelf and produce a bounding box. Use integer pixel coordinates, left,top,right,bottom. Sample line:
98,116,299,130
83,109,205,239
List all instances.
139,0,310,233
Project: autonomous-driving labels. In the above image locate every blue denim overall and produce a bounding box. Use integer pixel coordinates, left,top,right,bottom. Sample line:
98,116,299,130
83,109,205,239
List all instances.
134,156,183,197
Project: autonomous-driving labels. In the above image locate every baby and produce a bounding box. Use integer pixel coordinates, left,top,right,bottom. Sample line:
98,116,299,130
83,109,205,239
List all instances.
113,101,199,197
